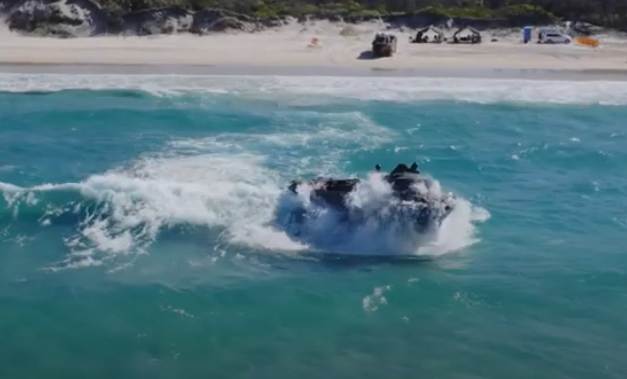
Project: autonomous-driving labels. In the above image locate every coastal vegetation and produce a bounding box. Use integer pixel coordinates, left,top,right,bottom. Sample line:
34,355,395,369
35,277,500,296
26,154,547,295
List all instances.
0,0,624,37
96,0,625,30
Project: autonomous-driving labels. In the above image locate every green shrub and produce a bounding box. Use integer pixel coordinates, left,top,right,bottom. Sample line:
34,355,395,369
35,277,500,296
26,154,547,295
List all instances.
496,4,557,24
92,0,572,27
414,5,496,19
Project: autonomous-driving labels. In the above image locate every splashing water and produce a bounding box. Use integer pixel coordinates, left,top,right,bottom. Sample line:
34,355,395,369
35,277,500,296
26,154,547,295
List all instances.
1,151,487,270
2,70,627,379
272,171,488,257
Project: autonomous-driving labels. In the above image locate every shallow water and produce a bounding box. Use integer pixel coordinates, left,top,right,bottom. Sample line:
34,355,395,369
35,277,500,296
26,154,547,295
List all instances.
0,74,626,379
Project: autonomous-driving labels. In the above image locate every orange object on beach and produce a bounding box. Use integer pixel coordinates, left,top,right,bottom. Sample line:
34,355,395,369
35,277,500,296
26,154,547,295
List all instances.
576,36,600,47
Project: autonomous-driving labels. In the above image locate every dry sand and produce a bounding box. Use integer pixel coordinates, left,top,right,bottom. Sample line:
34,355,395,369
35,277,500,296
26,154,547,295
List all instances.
0,20,626,71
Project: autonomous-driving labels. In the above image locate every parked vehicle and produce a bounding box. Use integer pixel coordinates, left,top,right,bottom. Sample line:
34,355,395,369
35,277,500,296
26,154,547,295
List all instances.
537,30,572,44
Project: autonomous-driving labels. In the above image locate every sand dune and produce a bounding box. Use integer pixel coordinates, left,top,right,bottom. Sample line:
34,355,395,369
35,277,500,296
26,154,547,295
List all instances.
0,20,626,71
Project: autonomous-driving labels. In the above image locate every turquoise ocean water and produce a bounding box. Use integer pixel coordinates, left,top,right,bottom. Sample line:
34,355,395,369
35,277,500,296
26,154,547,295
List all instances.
1,73,627,379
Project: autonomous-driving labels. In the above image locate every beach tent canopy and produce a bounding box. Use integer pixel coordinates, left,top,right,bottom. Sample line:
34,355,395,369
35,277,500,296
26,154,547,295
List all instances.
414,26,443,42
453,26,481,39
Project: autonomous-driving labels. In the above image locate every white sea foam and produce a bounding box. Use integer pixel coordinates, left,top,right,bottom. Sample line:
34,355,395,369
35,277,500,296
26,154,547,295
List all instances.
0,71,505,270
0,73,627,105
275,172,487,257
0,122,488,270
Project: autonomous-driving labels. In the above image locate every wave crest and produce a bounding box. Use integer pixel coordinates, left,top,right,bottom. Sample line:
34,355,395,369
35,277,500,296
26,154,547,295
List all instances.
273,172,488,257
1,74,626,105
1,152,489,270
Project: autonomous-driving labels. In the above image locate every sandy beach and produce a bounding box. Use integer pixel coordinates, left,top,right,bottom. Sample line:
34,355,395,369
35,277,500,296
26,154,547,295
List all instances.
0,20,626,72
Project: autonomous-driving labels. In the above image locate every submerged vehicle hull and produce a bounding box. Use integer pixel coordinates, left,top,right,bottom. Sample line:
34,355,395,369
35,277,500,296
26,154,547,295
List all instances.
287,173,455,233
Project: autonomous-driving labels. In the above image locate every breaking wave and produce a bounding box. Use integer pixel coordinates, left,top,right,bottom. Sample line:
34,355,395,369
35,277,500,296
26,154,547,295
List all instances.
272,172,483,257
0,150,489,271
1,73,627,105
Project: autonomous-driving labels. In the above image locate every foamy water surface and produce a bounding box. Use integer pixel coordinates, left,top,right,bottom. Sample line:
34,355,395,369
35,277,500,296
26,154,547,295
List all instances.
0,72,625,379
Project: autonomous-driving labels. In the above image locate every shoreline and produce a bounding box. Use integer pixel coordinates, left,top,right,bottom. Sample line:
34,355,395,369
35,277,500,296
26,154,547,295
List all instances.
1,21,627,80
2,63,627,82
